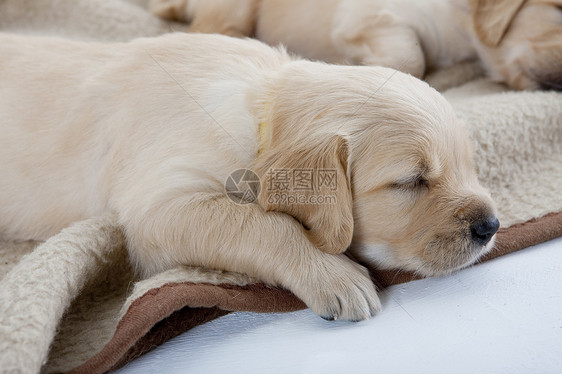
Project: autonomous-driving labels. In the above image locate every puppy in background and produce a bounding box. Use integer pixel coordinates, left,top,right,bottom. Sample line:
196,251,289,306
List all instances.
150,0,562,90
0,32,498,321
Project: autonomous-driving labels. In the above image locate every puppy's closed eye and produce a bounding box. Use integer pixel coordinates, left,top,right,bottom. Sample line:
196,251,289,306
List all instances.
390,176,429,192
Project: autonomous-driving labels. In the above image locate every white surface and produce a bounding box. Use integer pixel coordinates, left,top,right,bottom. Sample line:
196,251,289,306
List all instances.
116,237,562,374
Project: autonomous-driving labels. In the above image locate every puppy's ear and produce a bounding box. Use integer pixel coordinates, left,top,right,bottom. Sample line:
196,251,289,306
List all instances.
149,0,189,21
255,136,354,255
471,0,526,47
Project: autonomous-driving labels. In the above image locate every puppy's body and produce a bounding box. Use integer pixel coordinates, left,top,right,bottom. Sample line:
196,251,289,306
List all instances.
0,34,267,241
255,0,562,89
0,33,497,321
1,33,377,320
151,0,562,90
257,0,562,89
257,0,475,77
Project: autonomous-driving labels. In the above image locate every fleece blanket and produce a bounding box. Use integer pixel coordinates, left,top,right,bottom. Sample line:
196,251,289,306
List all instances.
0,0,561,372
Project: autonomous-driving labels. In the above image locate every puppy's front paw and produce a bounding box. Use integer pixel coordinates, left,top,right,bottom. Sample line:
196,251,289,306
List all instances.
296,256,381,322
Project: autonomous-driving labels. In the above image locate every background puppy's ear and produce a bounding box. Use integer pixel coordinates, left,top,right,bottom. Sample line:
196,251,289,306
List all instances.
149,0,189,22
471,0,526,47
255,136,354,255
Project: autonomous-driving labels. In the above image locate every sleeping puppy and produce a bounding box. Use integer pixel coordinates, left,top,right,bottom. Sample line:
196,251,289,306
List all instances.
150,0,562,90
0,32,498,321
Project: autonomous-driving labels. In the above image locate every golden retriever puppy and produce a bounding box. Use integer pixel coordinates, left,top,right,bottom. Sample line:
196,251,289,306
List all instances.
150,0,562,90
0,32,498,321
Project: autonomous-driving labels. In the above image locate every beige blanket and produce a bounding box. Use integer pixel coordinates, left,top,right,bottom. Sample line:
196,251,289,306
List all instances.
1,0,561,372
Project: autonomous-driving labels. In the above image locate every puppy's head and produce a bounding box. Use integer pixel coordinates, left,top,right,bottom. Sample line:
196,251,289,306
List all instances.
471,0,562,90
253,62,498,276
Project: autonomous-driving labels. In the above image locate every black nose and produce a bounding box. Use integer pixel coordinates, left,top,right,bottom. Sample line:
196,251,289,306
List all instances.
470,217,500,246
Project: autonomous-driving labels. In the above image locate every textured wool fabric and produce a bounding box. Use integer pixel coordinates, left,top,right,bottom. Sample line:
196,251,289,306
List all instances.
0,0,189,42
0,215,125,373
0,1,561,373
445,80,562,227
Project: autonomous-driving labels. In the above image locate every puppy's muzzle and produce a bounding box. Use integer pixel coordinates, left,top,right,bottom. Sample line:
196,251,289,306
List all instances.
470,216,500,246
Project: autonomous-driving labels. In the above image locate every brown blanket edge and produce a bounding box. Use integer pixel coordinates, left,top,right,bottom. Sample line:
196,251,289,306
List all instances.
69,283,306,374
69,211,562,374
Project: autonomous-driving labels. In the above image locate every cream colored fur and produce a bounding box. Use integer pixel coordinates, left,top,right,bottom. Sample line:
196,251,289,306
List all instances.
0,2,560,373
0,32,497,321
150,0,562,90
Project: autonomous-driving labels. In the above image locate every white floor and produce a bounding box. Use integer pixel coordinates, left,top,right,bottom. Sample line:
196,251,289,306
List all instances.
116,237,562,374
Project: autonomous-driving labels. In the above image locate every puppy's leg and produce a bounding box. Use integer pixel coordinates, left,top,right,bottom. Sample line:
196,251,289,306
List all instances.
150,0,256,37
188,0,257,37
332,12,426,78
122,192,381,321
425,61,485,91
